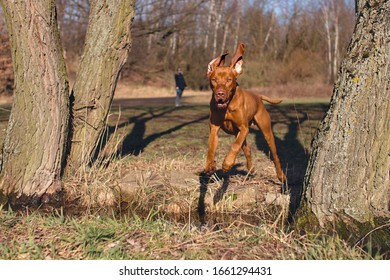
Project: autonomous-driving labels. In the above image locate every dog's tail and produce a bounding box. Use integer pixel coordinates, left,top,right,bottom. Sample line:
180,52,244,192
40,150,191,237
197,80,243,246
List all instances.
260,95,283,104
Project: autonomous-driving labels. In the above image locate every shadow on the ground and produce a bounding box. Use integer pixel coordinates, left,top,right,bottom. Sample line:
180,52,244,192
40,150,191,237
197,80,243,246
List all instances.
251,103,329,220
96,106,209,159
197,165,249,225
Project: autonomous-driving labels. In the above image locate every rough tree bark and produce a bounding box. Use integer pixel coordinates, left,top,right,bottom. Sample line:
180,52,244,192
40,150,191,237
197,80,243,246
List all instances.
65,0,134,174
0,0,69,207
304,0,389,229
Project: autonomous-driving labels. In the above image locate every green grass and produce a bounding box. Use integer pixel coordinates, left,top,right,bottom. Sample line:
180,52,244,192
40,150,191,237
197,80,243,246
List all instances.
0,208,380,260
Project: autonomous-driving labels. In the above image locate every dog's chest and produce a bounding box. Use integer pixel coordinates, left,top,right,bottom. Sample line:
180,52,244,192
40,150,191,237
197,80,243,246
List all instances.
221,110,238,134
221,120,236,134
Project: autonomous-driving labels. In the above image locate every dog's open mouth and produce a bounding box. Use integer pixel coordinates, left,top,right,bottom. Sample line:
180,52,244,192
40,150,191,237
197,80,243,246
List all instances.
216,98,229,109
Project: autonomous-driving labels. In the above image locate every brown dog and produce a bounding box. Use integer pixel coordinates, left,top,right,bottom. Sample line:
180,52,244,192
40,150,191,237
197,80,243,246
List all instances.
204,43,286,183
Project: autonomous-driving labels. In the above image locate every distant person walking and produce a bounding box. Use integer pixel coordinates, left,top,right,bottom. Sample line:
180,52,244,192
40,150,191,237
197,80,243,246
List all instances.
174,67,187,107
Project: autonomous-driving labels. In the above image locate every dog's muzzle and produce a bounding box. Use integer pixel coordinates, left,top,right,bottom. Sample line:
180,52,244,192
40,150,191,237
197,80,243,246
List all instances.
215,90,229,109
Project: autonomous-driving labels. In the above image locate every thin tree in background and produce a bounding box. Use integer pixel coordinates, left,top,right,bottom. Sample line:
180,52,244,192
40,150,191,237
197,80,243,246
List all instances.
321,0,341,83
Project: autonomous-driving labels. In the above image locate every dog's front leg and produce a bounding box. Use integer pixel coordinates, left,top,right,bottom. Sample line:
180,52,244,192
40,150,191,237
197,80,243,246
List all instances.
222,126,249,172
205,124,220,174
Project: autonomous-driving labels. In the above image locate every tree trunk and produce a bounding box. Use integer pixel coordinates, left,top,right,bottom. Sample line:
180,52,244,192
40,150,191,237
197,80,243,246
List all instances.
65,0,134,174
0,0,69,207
171,0,177,56
304,0,389,228
204,0,214,49
323,6,333,83
262,9,275,53
220,23,229,55
233,0,241,51
332,1,339,83
212,0,222,58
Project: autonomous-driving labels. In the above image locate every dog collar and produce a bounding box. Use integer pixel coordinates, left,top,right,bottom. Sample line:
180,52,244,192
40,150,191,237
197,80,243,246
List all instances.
231,83,238,97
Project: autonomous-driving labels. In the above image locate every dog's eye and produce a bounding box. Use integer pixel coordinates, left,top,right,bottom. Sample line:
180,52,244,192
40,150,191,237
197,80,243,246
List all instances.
227,78,232,82
211,78,217,83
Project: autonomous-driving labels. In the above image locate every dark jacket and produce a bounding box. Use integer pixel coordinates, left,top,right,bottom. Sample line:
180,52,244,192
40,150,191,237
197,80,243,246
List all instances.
175,72,187,90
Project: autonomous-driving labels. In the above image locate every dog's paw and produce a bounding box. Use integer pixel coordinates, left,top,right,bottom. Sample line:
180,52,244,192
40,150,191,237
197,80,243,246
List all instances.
222,157,235,172
277,171,287,185
222,162,233,173
247,163,255,173
204,161,217,175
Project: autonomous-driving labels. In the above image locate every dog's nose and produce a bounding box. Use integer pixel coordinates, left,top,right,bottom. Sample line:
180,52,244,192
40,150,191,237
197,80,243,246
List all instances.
216,91,225,98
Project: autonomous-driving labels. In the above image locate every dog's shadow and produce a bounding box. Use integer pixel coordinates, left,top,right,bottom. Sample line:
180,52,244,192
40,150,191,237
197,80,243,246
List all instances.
197,165,250,225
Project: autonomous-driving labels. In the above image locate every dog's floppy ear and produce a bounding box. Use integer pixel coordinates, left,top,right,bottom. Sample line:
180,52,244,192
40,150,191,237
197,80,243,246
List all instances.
207,50,229,78
230,43,245,76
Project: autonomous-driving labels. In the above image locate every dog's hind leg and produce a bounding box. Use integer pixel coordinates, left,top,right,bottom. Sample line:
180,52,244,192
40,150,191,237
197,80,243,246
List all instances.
241,139,254,172
254,110,286,183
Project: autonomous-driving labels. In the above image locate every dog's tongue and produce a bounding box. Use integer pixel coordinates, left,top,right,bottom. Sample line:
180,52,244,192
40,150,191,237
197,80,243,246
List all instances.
217,100,228,108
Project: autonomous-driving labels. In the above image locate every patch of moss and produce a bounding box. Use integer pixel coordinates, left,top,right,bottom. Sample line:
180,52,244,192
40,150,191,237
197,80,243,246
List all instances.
295,204,390,258
0,192,8,206
336,217,390,258
294,201,321,234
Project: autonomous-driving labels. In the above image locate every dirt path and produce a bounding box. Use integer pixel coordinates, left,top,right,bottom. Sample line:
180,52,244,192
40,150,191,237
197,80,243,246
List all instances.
112,97,176,107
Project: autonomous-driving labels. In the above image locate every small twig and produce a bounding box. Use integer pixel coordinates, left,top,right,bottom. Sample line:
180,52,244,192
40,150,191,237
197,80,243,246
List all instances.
0,107,11,112
353,222,390,247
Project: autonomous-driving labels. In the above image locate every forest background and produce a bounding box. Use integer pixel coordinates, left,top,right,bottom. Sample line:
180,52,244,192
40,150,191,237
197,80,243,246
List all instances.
0,0,355,99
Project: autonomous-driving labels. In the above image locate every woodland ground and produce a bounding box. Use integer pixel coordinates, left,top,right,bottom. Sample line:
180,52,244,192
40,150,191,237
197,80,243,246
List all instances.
0,83,387,260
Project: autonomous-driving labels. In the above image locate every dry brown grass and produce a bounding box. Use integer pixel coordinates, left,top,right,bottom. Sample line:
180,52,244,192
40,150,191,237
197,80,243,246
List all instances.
61,150,285,221
0,145,381,259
